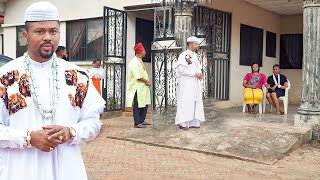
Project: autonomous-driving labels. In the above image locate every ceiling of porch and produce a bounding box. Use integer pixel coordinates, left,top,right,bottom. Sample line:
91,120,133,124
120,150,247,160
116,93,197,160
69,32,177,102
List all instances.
245,0,303,15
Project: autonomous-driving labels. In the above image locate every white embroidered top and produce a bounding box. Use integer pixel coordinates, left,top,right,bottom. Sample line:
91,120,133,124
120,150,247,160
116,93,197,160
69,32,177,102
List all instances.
0,55,105,180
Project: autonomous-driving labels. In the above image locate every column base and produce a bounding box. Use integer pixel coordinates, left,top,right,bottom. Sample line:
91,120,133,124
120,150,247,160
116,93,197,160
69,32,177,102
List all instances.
294,114,320,128
294,114,320,140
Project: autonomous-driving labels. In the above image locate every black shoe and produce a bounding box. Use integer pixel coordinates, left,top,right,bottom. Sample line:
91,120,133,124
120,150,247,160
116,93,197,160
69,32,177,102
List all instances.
189,126,200,129
142,121,151,125
134,124,146,128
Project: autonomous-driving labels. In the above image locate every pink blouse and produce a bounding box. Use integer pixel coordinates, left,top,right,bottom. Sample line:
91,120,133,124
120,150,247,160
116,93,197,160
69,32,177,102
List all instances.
244,73,267,89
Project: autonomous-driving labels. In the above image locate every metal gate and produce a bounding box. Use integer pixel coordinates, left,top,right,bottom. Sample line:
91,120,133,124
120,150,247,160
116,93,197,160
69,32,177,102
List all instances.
102,7,127,111
194,6,232,100
152,7,181,113
152,6,231,114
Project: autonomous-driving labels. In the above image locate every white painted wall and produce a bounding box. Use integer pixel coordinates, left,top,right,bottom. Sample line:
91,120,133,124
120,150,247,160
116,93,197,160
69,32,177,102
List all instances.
59,22,66,47
3,26,15,58
208,0,280,108
202,0,303,108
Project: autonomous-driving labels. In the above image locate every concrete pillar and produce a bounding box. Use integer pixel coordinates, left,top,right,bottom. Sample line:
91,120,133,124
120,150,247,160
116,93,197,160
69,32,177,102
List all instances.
295,0,320,128
174,1,194,50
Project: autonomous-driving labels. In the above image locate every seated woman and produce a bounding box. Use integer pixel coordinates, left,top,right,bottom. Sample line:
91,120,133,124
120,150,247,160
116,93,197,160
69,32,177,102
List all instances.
243,62,267,113
266,64,288,115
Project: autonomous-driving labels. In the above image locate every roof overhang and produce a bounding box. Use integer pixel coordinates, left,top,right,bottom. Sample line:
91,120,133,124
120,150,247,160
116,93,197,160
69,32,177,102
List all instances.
245,0,303,15
124,3,162,11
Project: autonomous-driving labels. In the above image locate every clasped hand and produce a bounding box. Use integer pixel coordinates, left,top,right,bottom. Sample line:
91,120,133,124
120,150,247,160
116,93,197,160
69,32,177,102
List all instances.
267,85,277,91
30,125,72,152
145,80,151,87
195,73,204,79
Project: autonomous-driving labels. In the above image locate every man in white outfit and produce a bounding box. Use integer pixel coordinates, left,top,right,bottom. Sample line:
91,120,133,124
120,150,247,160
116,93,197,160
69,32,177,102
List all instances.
0,2,105,180
175,36,205,130
88,59,105,95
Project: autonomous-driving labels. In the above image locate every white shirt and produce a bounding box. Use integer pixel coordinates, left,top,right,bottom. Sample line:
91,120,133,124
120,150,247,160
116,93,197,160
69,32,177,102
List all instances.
88,67,105,79
0,55,105,180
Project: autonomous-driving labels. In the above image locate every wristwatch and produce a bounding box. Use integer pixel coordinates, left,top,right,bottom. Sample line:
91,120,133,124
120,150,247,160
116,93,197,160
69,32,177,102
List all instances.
24,130,32,148
69,127,76,139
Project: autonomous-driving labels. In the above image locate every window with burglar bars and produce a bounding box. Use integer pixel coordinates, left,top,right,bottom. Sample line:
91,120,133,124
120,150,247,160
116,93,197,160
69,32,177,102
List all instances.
66,18,103,61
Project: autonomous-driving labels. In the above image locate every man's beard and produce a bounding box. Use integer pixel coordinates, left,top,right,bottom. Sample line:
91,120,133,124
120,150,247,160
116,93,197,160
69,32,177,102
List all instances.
39,51,54,59
38,42,54,59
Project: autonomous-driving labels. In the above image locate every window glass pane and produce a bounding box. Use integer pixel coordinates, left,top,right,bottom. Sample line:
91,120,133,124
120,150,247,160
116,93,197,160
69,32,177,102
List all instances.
280,34,303,69
240,24,263,67
16,26,27,58
66,18,103,61
87,19,103,60
66,21,86,61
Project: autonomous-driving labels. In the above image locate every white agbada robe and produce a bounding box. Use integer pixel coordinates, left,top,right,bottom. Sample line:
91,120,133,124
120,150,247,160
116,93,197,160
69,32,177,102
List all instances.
0,56,105,180
175,49,205,127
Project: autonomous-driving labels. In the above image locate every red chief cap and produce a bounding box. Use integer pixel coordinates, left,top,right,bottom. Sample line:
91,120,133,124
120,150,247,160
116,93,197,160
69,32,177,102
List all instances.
134,43,145,54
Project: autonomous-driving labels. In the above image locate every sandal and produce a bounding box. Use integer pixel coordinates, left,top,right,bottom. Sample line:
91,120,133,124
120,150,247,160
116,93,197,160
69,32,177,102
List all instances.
178,125,189,130
276,112,281,116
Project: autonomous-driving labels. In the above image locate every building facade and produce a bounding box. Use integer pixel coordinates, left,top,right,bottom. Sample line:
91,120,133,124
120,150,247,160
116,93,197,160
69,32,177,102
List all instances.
1,0,305,113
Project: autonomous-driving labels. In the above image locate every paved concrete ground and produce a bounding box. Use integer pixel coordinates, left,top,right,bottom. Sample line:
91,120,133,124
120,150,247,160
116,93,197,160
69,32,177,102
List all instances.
105,105,311,164
82,118,320,180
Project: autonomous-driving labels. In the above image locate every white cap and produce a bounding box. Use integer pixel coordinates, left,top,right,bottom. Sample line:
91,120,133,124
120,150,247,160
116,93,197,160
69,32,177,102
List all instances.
187,36,199,43
24,1,59,23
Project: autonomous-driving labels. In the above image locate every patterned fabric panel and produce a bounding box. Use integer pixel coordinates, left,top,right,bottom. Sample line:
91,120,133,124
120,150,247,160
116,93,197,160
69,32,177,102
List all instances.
0,70,30,115
65,69,89,109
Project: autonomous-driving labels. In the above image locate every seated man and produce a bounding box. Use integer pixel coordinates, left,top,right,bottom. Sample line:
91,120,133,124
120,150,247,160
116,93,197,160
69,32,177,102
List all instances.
266,64,288,115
